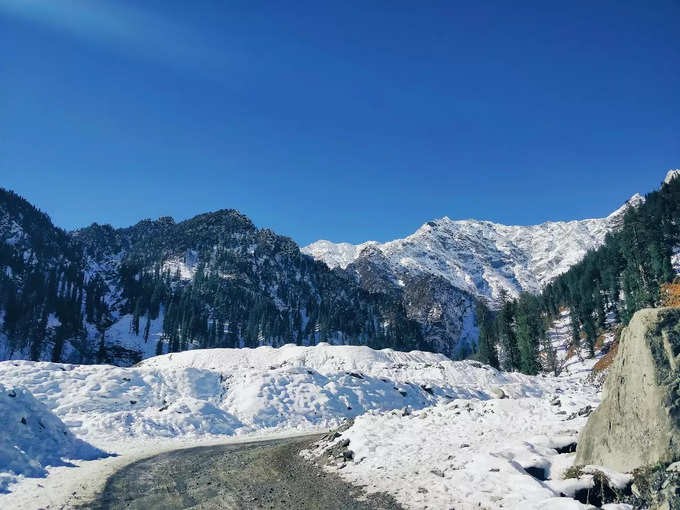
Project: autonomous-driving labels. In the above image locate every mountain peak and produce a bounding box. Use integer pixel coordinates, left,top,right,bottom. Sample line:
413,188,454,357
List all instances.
304,187,652,301
606,193,645,220
665,169,680,184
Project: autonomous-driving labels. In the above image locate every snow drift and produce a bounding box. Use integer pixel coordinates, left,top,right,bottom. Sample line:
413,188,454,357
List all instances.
0,384,107,493
0,343,568,449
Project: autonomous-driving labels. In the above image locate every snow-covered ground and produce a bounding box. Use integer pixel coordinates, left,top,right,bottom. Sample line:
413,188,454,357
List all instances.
304,382,603,510
0,339,619,509
0,344,566,450
300,313,627,510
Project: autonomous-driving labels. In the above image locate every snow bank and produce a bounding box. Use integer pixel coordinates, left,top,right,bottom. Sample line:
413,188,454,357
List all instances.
0,343,567,450
0,384,107,493
303,360,603,510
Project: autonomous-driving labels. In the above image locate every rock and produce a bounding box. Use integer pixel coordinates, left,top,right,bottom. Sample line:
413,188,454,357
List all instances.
421,385,434,395
575,308,680,472
490,387,507,399
524,465,548,481
570,468,631,507
430,468,445,478
631,483,642,498
577,405,593,417
629,462,680,510
554,442,577,454
324,431,341,441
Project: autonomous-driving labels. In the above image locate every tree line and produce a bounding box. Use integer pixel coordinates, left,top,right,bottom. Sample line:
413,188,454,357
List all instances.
474,175,680,374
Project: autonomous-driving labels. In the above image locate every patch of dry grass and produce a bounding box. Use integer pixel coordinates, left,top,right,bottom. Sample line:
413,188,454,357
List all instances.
592,341,618,373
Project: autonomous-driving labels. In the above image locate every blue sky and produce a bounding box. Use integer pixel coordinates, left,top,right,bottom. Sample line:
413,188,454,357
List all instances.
2,1,678,245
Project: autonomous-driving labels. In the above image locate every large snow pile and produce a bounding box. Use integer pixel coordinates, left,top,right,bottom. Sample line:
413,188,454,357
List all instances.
0,343,568,450
0,384,107,493
0,341,616,507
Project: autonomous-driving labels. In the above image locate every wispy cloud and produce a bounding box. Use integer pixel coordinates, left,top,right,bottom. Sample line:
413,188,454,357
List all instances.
0,0,228,74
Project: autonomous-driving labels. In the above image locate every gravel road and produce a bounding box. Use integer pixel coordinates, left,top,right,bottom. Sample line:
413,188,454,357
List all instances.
83,434,402,510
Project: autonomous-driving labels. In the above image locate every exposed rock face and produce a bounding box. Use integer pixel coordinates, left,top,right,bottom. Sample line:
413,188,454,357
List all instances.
575,307,680,472
345,252,478,357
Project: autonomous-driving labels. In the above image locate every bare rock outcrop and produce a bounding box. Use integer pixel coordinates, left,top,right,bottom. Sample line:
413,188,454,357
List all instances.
575,307,680,472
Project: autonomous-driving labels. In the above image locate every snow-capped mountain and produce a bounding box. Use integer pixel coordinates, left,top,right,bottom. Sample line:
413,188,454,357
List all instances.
303,193,645,302
0,172,667,364
301,193,645,356
665,169,680,185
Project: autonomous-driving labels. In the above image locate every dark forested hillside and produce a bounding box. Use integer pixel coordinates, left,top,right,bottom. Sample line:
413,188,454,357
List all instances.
0,189,86,362
0,188,426,365
3,173,677,369
112,209,425,357
475,174,680,373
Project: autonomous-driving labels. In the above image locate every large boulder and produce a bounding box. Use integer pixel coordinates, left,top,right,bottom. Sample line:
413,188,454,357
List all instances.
575,307,680,472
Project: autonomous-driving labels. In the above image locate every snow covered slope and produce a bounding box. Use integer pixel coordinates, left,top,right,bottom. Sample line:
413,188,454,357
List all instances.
0,384,106,492
665,169,680,184
301,240,379,271
304,194,644,301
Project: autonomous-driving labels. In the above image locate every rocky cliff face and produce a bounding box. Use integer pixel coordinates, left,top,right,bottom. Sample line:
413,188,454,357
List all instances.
575,307,680,472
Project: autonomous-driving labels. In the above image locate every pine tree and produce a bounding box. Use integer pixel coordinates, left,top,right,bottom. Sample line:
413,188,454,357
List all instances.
582,314,597,358
143,314,151,343
132,298,142,336
498,300,520,371
515,294,541,375
475,301,499,369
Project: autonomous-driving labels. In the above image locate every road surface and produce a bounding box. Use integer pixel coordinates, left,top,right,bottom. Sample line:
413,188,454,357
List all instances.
84,434,402,510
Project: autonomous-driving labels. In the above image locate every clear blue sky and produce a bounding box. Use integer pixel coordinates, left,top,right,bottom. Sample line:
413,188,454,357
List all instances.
2,1,678,245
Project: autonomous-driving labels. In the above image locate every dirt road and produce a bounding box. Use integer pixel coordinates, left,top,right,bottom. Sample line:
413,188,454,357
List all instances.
83,434,402,510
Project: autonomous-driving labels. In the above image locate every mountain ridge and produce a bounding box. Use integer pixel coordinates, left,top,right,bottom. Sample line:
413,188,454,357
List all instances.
0,174,669,364
303,192,645,301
